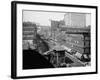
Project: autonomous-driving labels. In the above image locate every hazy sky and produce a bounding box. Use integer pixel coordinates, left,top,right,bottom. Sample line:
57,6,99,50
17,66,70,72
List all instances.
23,11,65,26
23,10,91,26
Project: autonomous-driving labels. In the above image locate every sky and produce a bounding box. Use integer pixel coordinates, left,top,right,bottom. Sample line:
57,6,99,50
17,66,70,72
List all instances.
23,10,91,26
23,10,65,26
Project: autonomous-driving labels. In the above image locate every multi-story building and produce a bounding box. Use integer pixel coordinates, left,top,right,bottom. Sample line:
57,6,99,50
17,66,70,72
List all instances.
50,13,91,55
59,27,90,54
61,13,91,55
64,12,86,28
23,22,37,50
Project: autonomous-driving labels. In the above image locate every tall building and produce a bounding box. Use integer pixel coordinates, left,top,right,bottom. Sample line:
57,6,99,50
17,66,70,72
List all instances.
61,13,91,55
64,13,86,27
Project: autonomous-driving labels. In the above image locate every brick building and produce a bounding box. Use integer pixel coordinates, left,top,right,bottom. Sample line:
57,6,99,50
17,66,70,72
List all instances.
23,22,37,50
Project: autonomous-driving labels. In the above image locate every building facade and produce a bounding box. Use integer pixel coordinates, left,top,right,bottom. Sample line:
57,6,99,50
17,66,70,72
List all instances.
23,22,37,50
62,13,91,55
64,12,86,27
